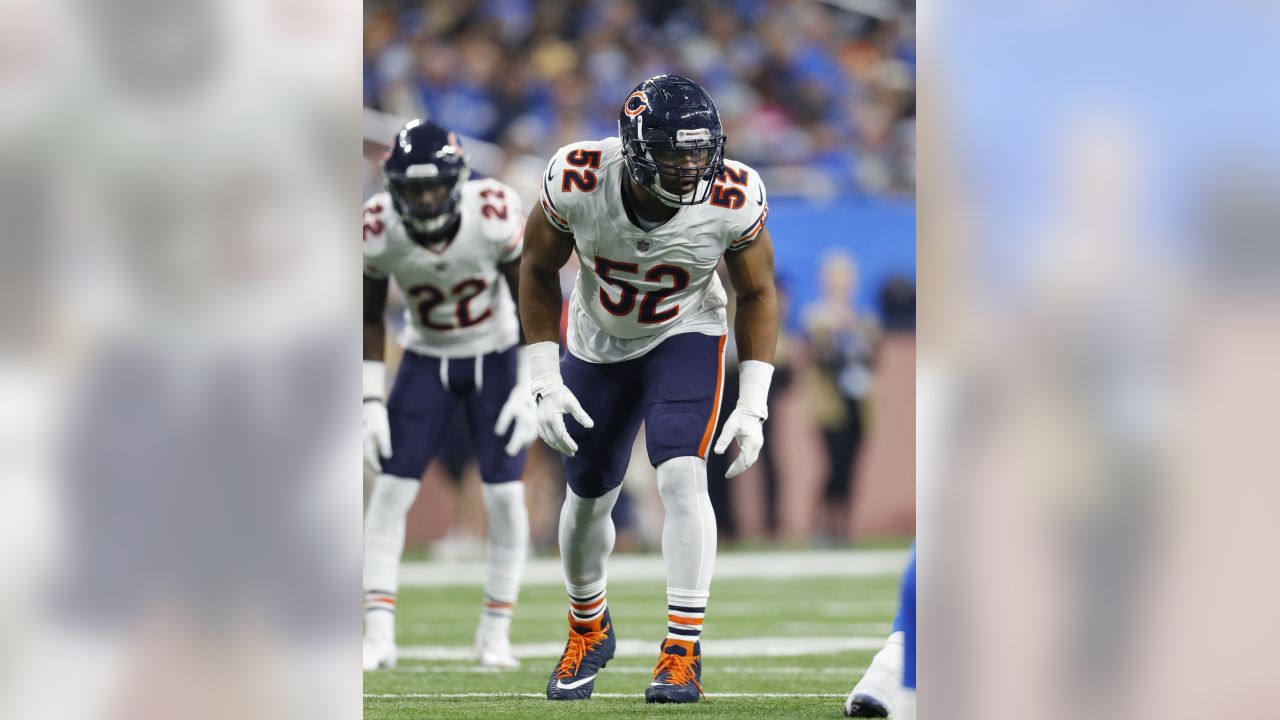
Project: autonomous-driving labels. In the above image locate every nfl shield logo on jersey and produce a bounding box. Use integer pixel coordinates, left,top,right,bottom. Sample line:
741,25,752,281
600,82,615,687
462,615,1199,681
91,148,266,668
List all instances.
636,238,650,251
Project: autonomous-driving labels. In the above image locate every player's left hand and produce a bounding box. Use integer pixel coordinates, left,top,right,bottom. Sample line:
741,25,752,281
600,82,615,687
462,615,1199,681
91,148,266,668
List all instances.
495,386,538,456
713,407,765,479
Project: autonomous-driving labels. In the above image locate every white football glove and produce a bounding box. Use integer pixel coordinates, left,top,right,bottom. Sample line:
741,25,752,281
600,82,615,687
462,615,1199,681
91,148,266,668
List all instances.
494,346,539,456
713,360,775,479
363,361,393,471
528,341,594,457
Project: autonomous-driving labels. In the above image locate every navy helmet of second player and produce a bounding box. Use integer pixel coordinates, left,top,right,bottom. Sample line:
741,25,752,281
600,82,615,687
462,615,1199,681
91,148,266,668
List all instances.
383,118,471,238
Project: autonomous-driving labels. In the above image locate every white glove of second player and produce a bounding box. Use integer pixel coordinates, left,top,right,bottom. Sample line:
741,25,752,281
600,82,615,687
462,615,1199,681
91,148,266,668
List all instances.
363,361,393,471
494,346,539,456
713,360,775,479
527,341,594,457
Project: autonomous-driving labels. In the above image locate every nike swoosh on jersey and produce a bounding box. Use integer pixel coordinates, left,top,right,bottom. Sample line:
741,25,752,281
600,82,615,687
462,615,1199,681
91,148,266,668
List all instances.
547,160,557,182
757,186,764,205
556,674,597,690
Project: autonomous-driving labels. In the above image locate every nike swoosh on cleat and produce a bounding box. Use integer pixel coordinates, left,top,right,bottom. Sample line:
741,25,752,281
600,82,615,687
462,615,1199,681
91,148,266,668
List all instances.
556,674,596,690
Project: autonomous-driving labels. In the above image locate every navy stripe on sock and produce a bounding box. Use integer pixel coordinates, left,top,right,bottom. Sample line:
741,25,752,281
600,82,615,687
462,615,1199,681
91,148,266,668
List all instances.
569,591,604,603
667,626,701,637
365,589,396,596
667,604,706,614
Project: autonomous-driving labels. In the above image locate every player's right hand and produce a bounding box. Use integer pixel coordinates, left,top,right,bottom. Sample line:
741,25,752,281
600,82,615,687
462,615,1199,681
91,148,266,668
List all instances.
363,400,392,471
534,384,594,457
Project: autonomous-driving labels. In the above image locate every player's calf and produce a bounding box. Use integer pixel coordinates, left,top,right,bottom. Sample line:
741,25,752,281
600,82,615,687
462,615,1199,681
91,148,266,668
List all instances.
362,474,420,671
474,481,528,669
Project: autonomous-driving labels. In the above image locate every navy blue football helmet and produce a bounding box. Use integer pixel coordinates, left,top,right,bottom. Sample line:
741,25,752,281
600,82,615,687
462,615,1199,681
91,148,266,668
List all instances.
383,119,471,237
618,74,726,207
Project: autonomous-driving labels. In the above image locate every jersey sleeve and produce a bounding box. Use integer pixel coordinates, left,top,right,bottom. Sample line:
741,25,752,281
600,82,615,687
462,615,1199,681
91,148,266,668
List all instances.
722,162,769,253
540,139,613,235
539,150,575,233
488,181,526,264
362,192,394,278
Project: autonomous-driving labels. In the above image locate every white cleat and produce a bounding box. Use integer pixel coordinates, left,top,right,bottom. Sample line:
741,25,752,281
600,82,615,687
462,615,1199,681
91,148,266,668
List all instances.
363,638,397,671
844,632,905,717
474,630,520,670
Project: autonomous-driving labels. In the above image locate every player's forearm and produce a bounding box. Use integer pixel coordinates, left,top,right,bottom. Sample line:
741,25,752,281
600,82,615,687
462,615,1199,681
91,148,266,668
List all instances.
733,283,779,364
364,274,389,361
502,261,527,345
519,266,563,345
363,322,386,362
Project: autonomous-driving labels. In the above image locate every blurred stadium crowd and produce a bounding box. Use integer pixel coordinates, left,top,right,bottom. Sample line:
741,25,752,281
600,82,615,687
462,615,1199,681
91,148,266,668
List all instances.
364,0,915,196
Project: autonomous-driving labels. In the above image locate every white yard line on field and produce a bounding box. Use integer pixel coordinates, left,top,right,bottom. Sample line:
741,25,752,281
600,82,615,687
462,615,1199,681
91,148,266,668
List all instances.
399,549,909,587
384,665,867,675
366,692,846,698
395,636,885,661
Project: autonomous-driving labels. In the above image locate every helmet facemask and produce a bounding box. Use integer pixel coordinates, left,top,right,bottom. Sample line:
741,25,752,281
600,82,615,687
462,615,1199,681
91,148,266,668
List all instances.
385,167,470,237
628,134,726,207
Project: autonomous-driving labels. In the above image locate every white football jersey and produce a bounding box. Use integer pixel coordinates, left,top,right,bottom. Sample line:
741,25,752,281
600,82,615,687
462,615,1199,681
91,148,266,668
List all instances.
364,178,524,358
540,137,768,363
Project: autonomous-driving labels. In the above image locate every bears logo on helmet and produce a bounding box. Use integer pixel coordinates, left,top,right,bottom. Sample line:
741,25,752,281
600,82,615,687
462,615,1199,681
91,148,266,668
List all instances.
623,91,649,118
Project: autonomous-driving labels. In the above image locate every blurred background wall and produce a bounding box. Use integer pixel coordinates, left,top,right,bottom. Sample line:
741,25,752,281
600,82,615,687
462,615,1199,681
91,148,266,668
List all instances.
362,0,916,554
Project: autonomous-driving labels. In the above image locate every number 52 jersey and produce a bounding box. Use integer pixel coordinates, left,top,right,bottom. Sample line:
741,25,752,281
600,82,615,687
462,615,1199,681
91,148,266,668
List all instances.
363,178,524,358
540,137,768,364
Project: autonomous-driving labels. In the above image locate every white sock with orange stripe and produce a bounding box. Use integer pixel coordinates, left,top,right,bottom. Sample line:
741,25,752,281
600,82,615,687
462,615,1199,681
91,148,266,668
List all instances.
567,579,608,625
666,589,709,643
479,481,529,635
656,456,716,648
364,474,421,645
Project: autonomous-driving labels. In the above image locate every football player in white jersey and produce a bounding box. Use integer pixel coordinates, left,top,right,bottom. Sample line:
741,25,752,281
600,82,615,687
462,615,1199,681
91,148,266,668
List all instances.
362,119,537,671
520,75,780,703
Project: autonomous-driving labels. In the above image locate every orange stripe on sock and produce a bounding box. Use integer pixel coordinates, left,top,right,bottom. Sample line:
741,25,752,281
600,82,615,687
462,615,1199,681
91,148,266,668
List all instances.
485,601,514,610
697,335,728,458
668,614,703,625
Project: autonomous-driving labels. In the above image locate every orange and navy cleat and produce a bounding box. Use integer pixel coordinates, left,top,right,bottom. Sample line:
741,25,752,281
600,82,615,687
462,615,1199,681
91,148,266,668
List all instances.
546,609,616,700
644,638,703,703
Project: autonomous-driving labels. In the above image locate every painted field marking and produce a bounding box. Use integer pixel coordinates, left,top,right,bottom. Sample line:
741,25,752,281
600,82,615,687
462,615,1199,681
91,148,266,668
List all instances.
366,692,846,699
394,636,884,661
400,549,909,587
382,665,867,675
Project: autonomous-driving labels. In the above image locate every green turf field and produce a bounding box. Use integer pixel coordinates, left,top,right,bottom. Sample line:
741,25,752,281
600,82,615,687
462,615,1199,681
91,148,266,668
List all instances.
364,550,905,718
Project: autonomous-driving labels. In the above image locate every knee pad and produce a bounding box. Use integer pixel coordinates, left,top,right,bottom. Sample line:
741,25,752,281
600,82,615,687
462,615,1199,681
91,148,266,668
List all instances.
657,455,710,508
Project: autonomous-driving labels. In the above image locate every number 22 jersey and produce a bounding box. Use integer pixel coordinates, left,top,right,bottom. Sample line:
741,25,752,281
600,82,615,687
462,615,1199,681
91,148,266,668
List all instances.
540,137,769,364
363,178,524,359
